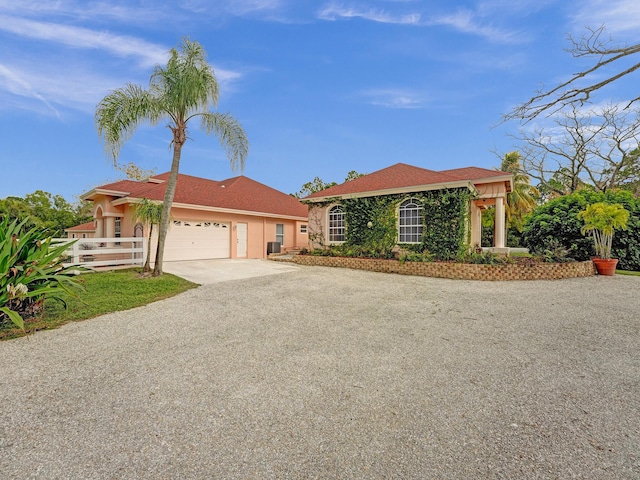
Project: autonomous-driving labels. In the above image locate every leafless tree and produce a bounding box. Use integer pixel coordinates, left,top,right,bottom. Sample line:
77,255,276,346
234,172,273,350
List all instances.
516,103,640,197
506,26,640,122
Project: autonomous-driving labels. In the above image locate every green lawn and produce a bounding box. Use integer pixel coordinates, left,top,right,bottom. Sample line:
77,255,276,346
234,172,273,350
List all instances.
1,269,197,340
616,270,640,276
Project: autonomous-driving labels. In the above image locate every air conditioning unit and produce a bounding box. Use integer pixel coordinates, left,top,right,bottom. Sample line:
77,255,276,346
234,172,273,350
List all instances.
267,241,281,254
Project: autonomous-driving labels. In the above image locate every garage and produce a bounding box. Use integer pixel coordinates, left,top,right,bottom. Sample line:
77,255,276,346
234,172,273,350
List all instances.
159,220,231,261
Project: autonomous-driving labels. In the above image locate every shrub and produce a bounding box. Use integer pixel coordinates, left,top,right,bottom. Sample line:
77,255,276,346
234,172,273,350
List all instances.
398,251,435,264
458,251,512,265
578,202,629,259
523,190,640,271
0,217,82,330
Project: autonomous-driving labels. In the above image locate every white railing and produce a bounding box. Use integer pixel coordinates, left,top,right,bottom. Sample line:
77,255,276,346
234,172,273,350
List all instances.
53,237,147,268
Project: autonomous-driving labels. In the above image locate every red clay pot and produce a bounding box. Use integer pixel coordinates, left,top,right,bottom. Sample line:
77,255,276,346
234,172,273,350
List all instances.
592,258,618,276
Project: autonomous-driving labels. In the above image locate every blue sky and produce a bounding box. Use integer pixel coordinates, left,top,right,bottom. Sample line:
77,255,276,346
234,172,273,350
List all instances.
1,0,639,201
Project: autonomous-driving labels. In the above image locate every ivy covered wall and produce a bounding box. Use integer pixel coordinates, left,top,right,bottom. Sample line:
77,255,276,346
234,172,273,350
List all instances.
307,187,472,260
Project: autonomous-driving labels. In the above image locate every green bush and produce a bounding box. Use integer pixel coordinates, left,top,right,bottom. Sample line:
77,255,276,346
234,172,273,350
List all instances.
523,190,640,270
458,251,512,265
0,217,82,330
398,251,435,264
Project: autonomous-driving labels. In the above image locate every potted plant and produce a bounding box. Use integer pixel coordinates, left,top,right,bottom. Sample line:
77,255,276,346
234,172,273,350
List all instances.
577,202,629,275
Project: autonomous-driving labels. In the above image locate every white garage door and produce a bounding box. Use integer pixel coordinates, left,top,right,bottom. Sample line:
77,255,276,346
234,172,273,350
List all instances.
162,220,230,261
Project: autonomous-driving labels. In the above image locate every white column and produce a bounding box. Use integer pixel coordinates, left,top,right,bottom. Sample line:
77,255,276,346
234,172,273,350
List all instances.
494,197,506,248
95,219,104,238
105,217,115,247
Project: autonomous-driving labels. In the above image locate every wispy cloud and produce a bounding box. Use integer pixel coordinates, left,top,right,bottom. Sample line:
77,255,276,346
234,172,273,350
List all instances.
317,4,421,25
360,88,425,109
0,6,245,116
0,0,168,24
317,2,522,43
181,0,289,20
0,64,61,117
426,9,524,43
0,15,168,67
572,0,640,36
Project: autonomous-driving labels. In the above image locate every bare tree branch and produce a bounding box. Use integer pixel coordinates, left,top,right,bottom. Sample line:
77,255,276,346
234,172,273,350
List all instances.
514,104,640,197
504,26,640,123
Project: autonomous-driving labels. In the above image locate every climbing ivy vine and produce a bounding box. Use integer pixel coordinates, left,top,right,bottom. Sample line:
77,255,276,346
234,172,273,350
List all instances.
343,196,398,258
305,188,472,260
418,188,472,260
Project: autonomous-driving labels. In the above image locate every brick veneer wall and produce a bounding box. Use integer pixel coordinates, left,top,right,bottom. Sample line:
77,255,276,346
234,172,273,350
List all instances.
289,255,595,281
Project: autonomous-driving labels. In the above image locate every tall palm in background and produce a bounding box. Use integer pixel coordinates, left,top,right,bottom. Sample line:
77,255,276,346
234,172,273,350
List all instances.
500,151,540,232
95,38,249,276
132,198,163,273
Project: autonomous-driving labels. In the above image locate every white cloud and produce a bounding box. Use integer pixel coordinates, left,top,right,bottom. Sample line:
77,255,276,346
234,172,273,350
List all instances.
317,4,421,25
0,15,168,67
572,0,640,35
317,3,522,43
0,0,168,25
427,9,523,44
181,0,286,18
0,64,61,117
360,88,425,109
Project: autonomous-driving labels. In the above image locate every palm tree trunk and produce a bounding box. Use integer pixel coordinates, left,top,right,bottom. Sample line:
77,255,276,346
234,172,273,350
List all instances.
143,223,153,272
153,133,184,276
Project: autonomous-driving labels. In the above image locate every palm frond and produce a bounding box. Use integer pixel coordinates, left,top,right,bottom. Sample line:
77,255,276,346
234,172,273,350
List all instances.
200,112,249,172
95,83,163,161
150,38,219,122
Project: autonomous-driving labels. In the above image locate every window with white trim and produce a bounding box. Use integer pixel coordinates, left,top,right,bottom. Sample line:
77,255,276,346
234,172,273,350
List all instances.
276,224,284,246
328,205,345,243
398,198,423,243
115,217,121,245
300,224,308,234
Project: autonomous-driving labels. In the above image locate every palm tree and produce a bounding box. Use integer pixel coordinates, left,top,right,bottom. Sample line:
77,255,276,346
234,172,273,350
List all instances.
95,38,249,276
132,198,163,273
499,151,540,232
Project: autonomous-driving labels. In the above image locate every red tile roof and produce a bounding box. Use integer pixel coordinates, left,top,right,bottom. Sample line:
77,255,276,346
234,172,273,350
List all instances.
305,163,511,199
65,221,95,232
439,166,512,181
88,173,308,219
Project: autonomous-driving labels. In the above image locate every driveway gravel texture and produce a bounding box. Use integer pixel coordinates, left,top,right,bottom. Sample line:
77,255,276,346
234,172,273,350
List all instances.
1,265,639,479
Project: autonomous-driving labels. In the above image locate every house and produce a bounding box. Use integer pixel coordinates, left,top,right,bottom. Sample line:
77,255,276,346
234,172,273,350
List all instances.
65,221,96,239
303,163,513,255
79,172,309,260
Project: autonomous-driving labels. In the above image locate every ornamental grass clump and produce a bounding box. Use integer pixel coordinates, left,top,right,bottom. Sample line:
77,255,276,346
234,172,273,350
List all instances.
577,202,629,259
0,217,82,331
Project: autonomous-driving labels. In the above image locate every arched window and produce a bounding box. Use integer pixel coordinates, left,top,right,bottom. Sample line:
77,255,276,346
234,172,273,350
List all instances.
328,205,345,243
398,198,423,243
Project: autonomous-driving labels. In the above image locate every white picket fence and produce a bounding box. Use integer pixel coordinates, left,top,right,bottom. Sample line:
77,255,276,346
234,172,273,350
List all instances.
53,237,147,269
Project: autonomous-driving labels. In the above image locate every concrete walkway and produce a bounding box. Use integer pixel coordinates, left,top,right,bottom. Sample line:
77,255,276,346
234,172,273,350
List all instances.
1,267,639,479
163,258,299,284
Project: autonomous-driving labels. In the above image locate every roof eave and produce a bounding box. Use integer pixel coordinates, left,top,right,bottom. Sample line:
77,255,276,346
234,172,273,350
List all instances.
305,180,476,203
170,202,308,221
81,188,130,201
471,174,514,193
111,197,162,207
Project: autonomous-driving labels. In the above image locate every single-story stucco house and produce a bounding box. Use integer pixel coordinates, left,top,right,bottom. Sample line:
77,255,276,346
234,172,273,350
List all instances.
78,172,309,260
303,163,513,254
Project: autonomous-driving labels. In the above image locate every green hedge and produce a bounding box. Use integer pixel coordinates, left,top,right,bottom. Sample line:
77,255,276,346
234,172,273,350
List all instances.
336,188,471,260
523,190,640,271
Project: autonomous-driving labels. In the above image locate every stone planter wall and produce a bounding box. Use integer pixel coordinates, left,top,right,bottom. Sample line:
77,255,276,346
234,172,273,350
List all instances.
288,255,595,281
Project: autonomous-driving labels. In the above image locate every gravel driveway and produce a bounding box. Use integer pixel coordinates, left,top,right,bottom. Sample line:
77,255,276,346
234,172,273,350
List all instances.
1,266,639,479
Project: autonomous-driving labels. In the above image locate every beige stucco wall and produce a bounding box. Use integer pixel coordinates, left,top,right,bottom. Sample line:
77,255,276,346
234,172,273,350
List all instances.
138,205,307,259
87,192,309,259
307,182,509,251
